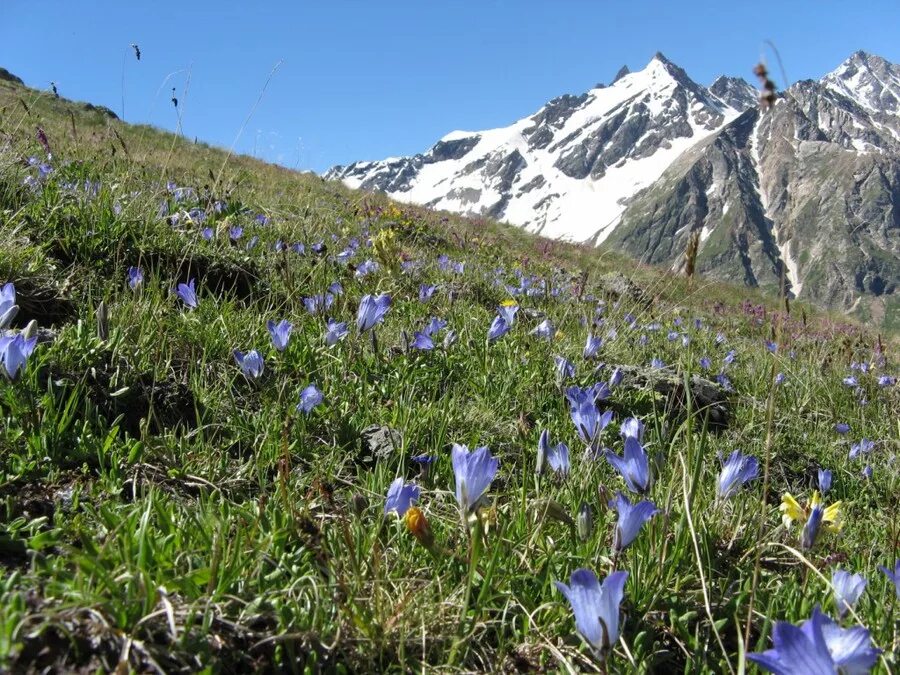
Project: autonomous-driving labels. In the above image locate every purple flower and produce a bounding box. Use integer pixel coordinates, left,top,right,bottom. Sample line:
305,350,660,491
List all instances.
127,266,143,291
716,373,733,392
862,465,873,480
497,303,518,326
423,317,447,336
304,293,334,315
0,283,18,329
716,451,759,499
566,384,614,448
843,375,858,387
531,319,555,340
879,560,900,599
233,349,264,379
715,332,726,345
608,367,624,388
0,333,38,380
384,478,420,517
176,279,198,309
419,284,438,301
606,437,652,494
356,294,391,332
723,349,737,365
650,357,665,369
609,491,658,550
774,372,785,386
487,315,511,342
877,375,896,388
584,334,603,359
619,417,645,443
765,340,778,353
267,319,293,351
297,384,324,414
554,356,576,380
229,226,243,241
748,607,880,674
328,281,343,296
255,213,270,225
801,502,825,550
537,429,570,476
201,227,214,240
554,569,628,660
411,331,434,351
835,423,850,435
832,569,866,618
699,356,712,370
451,444,498,512
818,468,832,494
324,319,349,346
355,259,379,278
849,439,874,460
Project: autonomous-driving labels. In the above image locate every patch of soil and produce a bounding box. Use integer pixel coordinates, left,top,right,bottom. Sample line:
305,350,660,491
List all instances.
139,250,264,303
8,277,76,328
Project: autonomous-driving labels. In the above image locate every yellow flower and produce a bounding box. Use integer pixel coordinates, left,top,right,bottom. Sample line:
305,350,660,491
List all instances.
404,506,434,548
780,491,843,532
500,299,518,308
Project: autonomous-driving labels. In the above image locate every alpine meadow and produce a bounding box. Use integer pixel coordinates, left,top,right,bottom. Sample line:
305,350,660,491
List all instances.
1,36,900,675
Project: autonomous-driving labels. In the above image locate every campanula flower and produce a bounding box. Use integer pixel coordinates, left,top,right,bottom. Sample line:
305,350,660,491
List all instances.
831,569,866,618
498,301,519,326
609,491,658,550
233,350,264,379
554,569,628,660
817,468,832,494
419,284,437,301
537,429,570,476
355,259,379,278
716,451,759,500
835,423,850,434
297,384,324,414
774,372,785,385
554,356,576,380
843,375,858,387
384,478,420,517
748,607,880,674
608,367,623,388
324,319,349,346
201,227,214,240
849,439,874,459
267,319,293,351
411,331,434,350
451,444,498,513
531,319,555,340
176,279,198,309
584,334,603,359
0,283,18,329
127,267,143,291
423,317,447,336
0,333,38,380
699,356,711,370
357,294,391,331
878,375,896,388
879,560,900,599
619,417,645,442
862,465,873,480
650,357,665,369
229,226,243,241
566,385,614,448
487,315,511,342
328,281,343,296
606,437,652,494
304,293,334,315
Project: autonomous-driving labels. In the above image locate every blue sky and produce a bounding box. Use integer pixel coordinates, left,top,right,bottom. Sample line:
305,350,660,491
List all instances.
4,1,900,173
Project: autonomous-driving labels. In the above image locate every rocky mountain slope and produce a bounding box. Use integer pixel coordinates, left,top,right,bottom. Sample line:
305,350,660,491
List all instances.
327,51,900,329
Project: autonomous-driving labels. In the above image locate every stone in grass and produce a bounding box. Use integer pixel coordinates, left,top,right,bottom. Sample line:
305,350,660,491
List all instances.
597,272,649,307
610,363,731,429
358,425,404,464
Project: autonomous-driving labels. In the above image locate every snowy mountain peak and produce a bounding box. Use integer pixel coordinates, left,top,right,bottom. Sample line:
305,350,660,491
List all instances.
824,50,900,115
709,75,757,112
612,65,631,84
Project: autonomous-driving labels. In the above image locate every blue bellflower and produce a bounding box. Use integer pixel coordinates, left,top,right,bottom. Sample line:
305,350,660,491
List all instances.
411,331,434,351
748,607,880,674
0,333,38,380
537,429,570,476
233,350,264,379
384,478,420,517
487,315,511,342
357,294,391,332
716,451,759,500
0,283,18,329
531,319,555,340
554,569,628,660
297,384,324,414
267,319,293,351
324,319,349,346
879,560,900,599
818,468,833,494
831,569,866,618
451,444,499,512
606,437,652,494
584,334,603,359
127,267,143,291
176,279,198,309
609,491,658,550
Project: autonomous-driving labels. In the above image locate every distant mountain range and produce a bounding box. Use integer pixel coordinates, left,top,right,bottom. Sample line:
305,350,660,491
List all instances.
326,51,900,328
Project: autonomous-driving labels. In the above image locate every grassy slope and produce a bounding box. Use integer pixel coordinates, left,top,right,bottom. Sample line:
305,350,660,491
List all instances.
1,79,898,673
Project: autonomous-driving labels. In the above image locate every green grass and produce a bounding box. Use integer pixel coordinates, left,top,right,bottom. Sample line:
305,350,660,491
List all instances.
0,78,898,673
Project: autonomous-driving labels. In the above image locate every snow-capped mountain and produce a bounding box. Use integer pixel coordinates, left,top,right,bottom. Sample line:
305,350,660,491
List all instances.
327,51,900,326
328,53,749,242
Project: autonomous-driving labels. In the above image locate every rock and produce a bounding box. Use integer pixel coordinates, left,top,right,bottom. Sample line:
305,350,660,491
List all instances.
0,67,24,86
359,425,403,463
597,272,649,307
611,363,731,428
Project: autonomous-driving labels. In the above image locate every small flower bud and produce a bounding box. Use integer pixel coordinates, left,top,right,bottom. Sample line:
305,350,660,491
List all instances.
576,502,594,541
